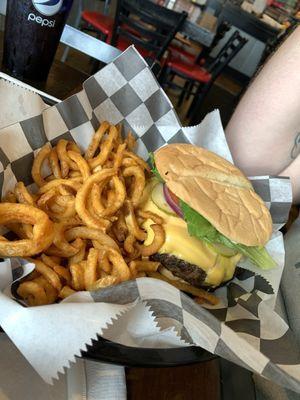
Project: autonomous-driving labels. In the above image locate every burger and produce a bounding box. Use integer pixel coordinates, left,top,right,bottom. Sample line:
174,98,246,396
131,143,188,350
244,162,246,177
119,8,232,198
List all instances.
139,143,275,291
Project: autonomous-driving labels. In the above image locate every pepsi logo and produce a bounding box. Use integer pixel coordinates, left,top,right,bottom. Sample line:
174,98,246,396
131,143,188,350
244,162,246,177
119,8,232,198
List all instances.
32,0,63,16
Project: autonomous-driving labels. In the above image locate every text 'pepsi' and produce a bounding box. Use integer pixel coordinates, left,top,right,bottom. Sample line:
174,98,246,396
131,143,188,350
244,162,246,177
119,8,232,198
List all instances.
2,0,74,81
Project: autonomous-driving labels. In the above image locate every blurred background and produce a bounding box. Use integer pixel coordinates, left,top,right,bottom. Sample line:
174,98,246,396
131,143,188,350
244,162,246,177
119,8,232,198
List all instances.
0,0,298,126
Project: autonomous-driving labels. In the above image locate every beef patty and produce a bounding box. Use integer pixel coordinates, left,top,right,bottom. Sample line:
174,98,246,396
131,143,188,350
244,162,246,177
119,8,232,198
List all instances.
150,253,207,288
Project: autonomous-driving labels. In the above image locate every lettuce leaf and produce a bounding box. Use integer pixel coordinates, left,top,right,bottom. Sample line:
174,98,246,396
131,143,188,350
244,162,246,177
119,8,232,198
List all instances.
180,200,276,270
149,152,163,182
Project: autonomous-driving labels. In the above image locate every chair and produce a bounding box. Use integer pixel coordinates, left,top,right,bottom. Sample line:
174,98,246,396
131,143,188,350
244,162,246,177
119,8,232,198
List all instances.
163,20,231,104
168,21,231,74
80,0,187,74
188,31,248,123
61,0,112,62
81,0,115,43
160,30,247,121
110,0,187,68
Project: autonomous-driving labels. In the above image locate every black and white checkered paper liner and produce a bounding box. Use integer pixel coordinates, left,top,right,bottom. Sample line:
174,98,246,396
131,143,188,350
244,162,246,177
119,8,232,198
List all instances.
0,46,298,391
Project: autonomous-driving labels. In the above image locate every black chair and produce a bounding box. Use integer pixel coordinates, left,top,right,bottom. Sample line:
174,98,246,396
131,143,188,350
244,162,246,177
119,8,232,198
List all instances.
110,0,188,73
160,30,247,121
188,30,248,124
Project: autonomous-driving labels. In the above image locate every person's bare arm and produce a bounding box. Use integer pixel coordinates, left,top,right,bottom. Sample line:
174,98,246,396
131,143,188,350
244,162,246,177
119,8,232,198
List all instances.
226,26,300,203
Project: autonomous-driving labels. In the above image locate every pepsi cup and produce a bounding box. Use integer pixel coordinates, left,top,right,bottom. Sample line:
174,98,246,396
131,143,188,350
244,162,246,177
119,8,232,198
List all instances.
2,0,74,82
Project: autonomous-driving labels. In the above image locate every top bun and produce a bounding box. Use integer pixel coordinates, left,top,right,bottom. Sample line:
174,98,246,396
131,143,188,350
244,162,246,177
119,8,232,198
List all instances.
154,144,272,246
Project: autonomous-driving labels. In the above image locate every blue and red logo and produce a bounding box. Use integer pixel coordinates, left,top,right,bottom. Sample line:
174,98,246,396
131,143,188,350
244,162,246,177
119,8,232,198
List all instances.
32,0,63,16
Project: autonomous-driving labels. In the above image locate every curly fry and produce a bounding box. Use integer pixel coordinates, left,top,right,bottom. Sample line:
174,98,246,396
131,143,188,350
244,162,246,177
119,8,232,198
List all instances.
17,281,48,306
67,150,91,181
107,248,130,281
121,158,137,168
55,194,76,209
129,260,160,275
60,160,69,179
70,263,85,291
88,125,118,169
85,121,110,160
41,253,59,268
97,248,111,274
84,248,99,289
75,169,115,230
14,182,35,205
124,234,135,254
0,204,54,257
68,240,86,266
49,148,62,179
123,166,145,207
49,195,76,220
124,150,150,173
33,276,57,304
56,139,79,171
89,182,106,216
69,142,81,154
126,202,147,241
53,223,84,257
48,201,65,215
137,210,164,225
112,211,128,242
38,178,82,195
45,174,55,182
124,132,136,152
65,226,119,251
13,182,35,239
28,258,62,292
59,285,76,299
3,191,17,203
139,224,165,257
136,272,146,277
68,171,81,178
45,245,73,258
5,223,27,239
53,265,71,286
32,144,51,187
91,176,126,218
113,143,127,170
86,276,117,291
147,271,219,305
37,188,57,209
58,186,73,196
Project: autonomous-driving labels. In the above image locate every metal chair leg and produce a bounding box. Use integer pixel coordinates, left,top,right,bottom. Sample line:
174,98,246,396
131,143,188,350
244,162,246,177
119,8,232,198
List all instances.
103,0,112,15
177,79,190,108
61,46,70,64
186,80,195,102
186,82,204,119
187,81,213,123
61,0,84,63
169,72,175,82
158,66,171,89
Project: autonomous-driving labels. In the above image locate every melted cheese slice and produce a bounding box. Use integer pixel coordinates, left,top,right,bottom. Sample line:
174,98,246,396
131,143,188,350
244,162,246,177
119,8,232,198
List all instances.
140,185,241,287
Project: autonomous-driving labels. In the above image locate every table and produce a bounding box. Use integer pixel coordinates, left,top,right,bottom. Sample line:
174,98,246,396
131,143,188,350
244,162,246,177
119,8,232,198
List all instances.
219,2,280,43
182,12,218,47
